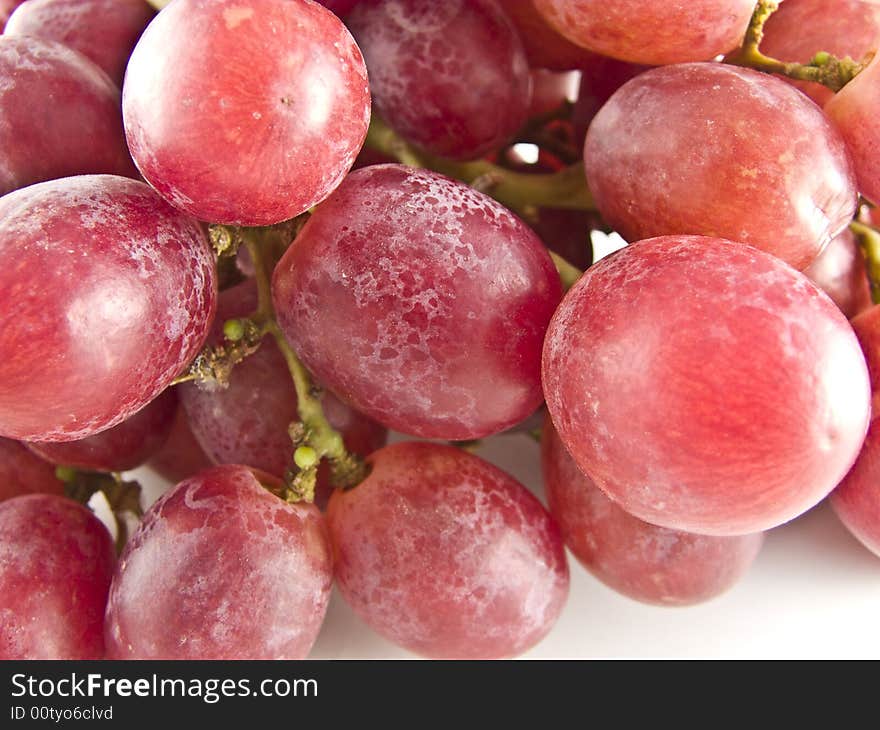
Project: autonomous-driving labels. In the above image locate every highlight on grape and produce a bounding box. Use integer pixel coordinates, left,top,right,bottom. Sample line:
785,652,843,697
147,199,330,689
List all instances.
1,0,879,661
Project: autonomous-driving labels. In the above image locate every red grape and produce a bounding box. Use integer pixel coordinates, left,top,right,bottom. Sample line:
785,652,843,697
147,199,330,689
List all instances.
0,495,115,659
317,0,359,16
571,55,649,143
146,401,213,484
803,229,872,320
542,418,763,606
327,442,569,659
272,164,562,440
532,0,754,65
528,69,578,119
122,0,370,226
346,0,530,160
105,465,333,659
0,0,24,29
0,175,217,442
27,388,177,473
542,235,871,536
831,419,880,558
850,305,880,419
760,0,880,107
5,0,155,87
180,279,387,487
0,439,64,502
0,35,136,197
585,63,858,270
826,54,880,206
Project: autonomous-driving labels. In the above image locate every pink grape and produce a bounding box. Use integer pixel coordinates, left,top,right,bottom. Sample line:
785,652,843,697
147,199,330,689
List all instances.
0,175,217,442
803,229,872,320
542,235,871,536
346,0,530,160
146,401,213,484
571,55,649,143
585,63,858,270
532,0,754,65
760,0,880,107
123,0,370,226
0,35,136,197
272,164,562,440
0,0,24,29
27,388,177,473
327,442,569,659
5,0,155,87
831,420,880,558
542,418,763,606
826,54,880,206
850,305,880,419
105,465,333,659
0,439,64,503
180,279,387,486
0,495,115,659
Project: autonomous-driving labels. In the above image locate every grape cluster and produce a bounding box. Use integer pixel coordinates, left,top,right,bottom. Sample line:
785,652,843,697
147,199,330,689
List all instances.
0,0,879,660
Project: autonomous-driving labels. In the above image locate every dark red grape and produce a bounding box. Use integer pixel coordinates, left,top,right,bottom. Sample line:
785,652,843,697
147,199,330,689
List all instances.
0,35,136,197
180,279,387,488
122,0,370,225
346,0,530,160
542,418,763,606
585,64,858,270
542,235,870,536
532,0,754,65
327,442,569,658
27,388,177,473
272,164,562,440
0,439,65,502
105,465,333,659
316,0,359,16
146,401,213,484
804,229,872,320
0,494,115,659
0,175,217,441
5,0,155,87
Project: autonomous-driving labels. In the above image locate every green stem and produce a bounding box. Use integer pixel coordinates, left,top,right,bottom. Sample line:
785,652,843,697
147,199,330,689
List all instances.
365,116,594,214
726,0,867,91
850,221,880,304
549,251,583,291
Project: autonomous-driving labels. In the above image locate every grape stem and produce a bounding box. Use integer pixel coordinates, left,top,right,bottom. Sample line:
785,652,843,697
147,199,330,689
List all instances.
726,0,868,91
365,115,594,214
243,233,367,499
850,220,880,304
549,251,583,291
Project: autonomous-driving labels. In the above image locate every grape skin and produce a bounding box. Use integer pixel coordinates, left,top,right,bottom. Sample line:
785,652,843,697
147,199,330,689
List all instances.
542,235,870,536
831,420,880,559
272,164,562,440
0,0,24,29
105,465,333,659
327,442,569,659
122,0,371,226
850,305,880,420
0,175,217,442
0,36,137,197
0,495,115,659
585,63,858,271
542,418,763,606
532,0,754,65
5,0,155,87
146,400,213,484
0,439,64,503
803,229,872,320
346,0,531,161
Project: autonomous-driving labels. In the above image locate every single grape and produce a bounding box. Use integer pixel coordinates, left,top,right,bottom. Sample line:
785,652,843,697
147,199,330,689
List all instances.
0,495,115,659
105,465,333,659
831,420,880,558
542,418,763,606
760,0,880,107
146,400,213,484
272,164,562,440
0,36,137,197
850,305,880,419
585,63,857,270
803,229,872,320
826,54,880,206
123,0,370,226
27,388,177,473
0,175,217,442
532,0,754,65
542,235,870,536
327,442,569,659
5,0,155,88
346,0,530,160
179,279,387,495
0,439,65,503
571,55,650,144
